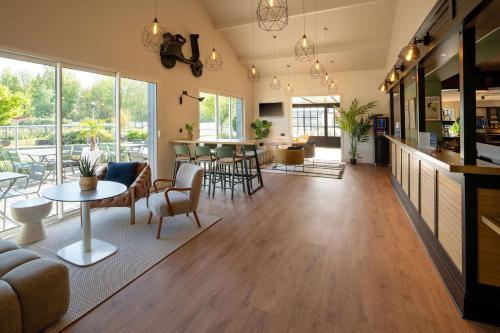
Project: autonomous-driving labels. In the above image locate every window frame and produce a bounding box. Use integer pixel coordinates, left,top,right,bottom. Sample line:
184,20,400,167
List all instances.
291,103,340,138
198,90,245,139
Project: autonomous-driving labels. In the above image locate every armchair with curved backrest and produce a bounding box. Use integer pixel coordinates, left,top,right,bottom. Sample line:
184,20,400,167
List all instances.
148,163,204,239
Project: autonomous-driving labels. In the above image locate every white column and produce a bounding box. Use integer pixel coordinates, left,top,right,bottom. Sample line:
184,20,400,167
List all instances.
81,201,91,251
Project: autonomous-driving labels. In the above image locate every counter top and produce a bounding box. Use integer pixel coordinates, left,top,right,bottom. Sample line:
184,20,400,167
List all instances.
385,135,500,176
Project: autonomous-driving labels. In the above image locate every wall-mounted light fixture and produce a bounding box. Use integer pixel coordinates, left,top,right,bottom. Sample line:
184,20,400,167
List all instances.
402,33,430,62
388,64,405,83
179,90,205,105
378,81,389,93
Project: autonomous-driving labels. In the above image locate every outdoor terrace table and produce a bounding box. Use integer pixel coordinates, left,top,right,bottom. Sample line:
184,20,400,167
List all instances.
19,148,56,163
0,171,28,228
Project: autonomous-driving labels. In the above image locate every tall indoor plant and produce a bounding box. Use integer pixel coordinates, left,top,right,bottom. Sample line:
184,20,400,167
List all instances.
338,98,377,164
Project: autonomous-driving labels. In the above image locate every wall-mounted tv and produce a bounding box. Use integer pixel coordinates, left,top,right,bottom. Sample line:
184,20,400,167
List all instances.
259,102,283,117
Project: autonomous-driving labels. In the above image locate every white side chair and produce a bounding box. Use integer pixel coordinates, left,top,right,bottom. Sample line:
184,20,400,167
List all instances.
148,163,204,239
10,197,53,244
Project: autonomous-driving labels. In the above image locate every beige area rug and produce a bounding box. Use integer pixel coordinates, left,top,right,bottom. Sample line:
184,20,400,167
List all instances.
19,199,221,332
260,161,345,179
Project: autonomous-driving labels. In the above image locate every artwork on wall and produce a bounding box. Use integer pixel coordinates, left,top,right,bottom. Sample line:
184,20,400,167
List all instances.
409,98,416,129
425,96,441,120
160,33,204,77
442,108,454,121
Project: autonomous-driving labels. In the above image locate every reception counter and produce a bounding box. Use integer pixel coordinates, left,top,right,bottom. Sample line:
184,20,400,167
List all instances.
386,135,500,324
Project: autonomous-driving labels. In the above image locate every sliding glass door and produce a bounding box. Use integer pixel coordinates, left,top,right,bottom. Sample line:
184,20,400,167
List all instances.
199,92,244,139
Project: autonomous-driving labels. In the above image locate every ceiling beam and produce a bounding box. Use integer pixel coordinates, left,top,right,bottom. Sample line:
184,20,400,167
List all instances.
216,0,388,31
239,39,390,63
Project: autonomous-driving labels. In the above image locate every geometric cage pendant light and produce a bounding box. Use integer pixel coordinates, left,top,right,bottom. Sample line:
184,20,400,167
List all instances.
205,0,223,71
284,64,294,96
257,0,288,32
294,0,315,62
327,61,338,93
270,35,281,90
310,0,325,78
142,0,167,53
248,0,260,81
320,27,330,87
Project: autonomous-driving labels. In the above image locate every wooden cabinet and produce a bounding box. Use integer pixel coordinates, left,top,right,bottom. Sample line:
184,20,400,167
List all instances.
478,189,500,287
409,156,419,211
401,150,409,195
420,161,435,233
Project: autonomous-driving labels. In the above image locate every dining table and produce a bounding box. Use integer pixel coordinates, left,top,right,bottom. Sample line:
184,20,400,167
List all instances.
42,181,127,267
170,138,264,194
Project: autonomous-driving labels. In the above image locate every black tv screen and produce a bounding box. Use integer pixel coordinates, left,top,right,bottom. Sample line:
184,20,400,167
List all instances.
259,102,283,117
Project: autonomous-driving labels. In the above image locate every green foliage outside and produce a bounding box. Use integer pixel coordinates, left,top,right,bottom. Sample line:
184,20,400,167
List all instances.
126,129,147,141
0,85,28,125
337,98,377,161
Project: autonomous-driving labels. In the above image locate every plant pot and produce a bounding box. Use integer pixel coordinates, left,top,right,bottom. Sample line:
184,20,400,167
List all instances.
79,176,98,191
187,132,193,140
350,158,357,165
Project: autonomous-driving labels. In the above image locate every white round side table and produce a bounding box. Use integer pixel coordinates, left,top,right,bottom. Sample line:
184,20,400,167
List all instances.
11,197,53,245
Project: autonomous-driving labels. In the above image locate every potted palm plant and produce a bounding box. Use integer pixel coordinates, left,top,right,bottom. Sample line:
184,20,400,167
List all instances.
79,156,100,191
338,98,377,165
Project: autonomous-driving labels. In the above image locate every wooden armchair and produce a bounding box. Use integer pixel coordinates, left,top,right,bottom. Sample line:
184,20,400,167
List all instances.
90,162,151,224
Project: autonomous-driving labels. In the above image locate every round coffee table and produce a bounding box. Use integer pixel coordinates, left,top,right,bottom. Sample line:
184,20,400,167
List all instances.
42,181,127,267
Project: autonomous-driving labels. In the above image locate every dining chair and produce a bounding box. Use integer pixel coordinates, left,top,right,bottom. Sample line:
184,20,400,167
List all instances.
148,163,204,239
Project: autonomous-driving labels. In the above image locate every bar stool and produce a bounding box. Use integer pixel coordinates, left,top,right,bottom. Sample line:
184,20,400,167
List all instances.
212,147,246,199
195,145,215,193
173,144,194,177
242,144,264,194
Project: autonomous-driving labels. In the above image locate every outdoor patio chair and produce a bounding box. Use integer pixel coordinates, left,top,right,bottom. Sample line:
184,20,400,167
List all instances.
70,144,84,164
3,151,33,174
62,145,78,174
0,163,46,227
128,151,147,162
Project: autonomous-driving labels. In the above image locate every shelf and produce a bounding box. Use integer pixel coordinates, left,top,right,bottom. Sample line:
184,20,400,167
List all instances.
481,215,500,236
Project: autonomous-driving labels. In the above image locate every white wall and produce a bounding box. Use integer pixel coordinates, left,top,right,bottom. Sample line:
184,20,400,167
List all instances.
254,69,389,163
385,0,438,72
0,0,254,177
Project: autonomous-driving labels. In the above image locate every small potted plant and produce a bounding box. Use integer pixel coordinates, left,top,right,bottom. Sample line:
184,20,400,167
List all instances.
250,119,272,145
78,156,100,191
185,122,195,140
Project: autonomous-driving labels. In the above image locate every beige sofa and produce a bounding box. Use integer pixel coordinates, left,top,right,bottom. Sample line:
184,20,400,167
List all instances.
0,240,69,333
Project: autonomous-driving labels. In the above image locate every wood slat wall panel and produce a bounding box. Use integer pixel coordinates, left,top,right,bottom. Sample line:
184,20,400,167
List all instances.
421,161,435,233
410,156,420,210
438,173,462,272
391,143,396,176
478,188,500,287
401,150,409,195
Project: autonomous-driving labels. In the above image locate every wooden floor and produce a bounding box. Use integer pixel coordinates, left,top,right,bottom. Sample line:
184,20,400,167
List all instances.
65,165,498,333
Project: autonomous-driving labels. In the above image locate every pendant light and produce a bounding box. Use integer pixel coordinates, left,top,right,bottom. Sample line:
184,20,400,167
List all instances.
389,66,400,83
247,0,260,81
257,0,288,32
327,61,337,93
270,35,281,90
379,81,389,92
320,28,329,87
205,0,223,71
284,64,294,96
310,0,325,79
142,0,166,52
295,0,315,62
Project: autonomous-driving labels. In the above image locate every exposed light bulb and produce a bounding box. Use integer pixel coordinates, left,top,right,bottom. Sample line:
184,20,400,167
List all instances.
252,66,256,75
269,0,274,7
405,43,420,62
273,76,277,84
315,61,320,70
389,69,399,83
287,84,291,90
302,35,308,48
152,18,159,35
212,49,217,60
324,73,329,81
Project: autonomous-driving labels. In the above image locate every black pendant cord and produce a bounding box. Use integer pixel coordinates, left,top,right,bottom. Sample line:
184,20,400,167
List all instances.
273,35,277,77
302,0,306,35
315,0,318,60
154,0,157,20
252,0,255,59
212,0,216,50
324,28,328,74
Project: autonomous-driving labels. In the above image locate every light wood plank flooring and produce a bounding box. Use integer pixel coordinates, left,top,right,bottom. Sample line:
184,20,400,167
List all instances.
65,165,498,332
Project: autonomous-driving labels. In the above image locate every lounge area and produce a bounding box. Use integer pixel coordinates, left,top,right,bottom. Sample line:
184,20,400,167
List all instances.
1,0,500,332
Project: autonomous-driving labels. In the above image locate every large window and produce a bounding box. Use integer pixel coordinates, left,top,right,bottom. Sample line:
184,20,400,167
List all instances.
199,92,243,139
0,52,157,234
292,104,340,138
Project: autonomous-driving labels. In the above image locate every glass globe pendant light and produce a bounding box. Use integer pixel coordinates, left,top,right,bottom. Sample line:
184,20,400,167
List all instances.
310,0,325,79
142,0,166,52
295,0,315,62
284,65,294,96
257,0,288,32
270,35,281,90
205,0,223,71
247,0,260,81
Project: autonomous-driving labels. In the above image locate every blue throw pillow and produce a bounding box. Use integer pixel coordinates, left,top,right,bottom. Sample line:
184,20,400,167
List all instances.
104,162,138,188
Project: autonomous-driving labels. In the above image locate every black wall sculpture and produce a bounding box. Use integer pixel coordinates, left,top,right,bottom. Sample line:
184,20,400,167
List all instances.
160,33,203,77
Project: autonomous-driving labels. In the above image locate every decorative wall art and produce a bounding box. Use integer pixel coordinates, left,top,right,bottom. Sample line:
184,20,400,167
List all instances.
425,96,441,120
160,33,203,77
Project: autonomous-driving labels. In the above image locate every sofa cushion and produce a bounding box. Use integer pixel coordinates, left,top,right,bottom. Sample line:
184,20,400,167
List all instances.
104,162,138,188
0,249,40,278
149,191,191,216
0,239,19,254
3,258,70,333
0,280,22,333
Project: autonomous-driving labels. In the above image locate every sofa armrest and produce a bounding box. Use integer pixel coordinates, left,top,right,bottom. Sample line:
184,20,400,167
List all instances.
96,165,108,181
0,280,22,333
129,165,151,199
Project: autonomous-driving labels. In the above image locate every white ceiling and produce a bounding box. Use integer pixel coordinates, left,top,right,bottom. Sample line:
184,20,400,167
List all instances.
199,0,397,76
